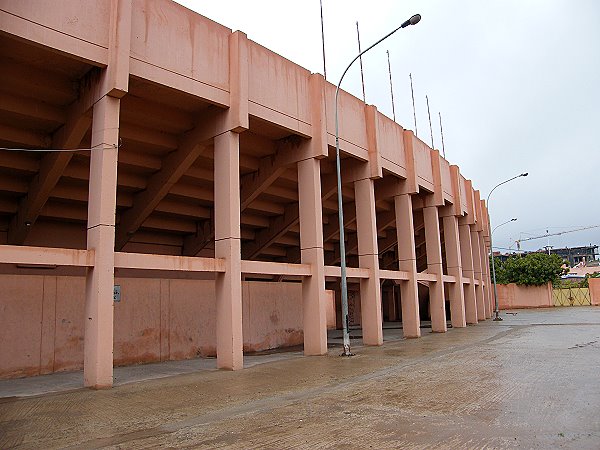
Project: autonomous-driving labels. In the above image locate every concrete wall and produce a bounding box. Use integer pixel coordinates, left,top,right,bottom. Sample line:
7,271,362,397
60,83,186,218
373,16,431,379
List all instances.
497,282,553,309
590,278,600,306
0,275,335,379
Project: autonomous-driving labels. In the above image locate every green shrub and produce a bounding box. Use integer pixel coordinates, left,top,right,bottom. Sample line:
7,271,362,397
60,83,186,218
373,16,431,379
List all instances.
491,253,568,286
582,272,600,288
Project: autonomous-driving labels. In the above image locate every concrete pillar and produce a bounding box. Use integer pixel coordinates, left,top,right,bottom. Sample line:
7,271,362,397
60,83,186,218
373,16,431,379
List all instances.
488,266,494,314
486,242,495,317
423,205,446,333
487,271,494,316
387,286,399,321
394,193,420,338
214,131,243,370
443,215,466,328
298,157,327,355
84,95,120,388
470,227,485,321
487,254,496,315
333,283,342,330
459,223,478,324
478,234,489,319
354,178,383,345
479,233,492,319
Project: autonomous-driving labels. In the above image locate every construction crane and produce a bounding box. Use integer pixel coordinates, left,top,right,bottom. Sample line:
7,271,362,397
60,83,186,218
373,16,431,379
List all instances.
515,225,600,250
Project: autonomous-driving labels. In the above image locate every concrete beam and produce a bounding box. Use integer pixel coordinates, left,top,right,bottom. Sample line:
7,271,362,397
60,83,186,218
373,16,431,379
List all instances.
8,94,94,244
115,135,209,250
242,202,299,260
240,172,338,260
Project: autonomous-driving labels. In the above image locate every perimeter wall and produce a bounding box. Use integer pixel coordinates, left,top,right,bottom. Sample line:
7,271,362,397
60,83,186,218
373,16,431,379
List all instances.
0,275,335,379
497,282,553,309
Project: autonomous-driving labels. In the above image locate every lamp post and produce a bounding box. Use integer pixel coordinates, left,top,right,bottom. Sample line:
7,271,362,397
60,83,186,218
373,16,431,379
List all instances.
487,173,528,321
490,217,517,272
334,14,421,356
490,218,516,310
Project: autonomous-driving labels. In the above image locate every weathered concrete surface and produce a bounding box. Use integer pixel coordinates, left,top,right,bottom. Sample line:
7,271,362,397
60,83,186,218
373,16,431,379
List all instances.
1,308,599,449
0,276,330,379
497,282,553,310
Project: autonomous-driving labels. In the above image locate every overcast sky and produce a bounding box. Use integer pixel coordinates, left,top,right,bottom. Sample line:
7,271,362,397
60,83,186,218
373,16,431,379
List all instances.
175,0,599,256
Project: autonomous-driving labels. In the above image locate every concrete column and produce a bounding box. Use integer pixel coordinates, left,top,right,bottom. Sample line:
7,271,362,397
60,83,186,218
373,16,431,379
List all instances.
479,233,492,319
486,255,495,316
214,131,243,370
486,242,495,317
354,178,383,345
443,215,466,328
488,265,494,314
387,286,399,321
333,284,342,330
423,206,446,333
159,279,170,361
394,193,420,338
470,227,485,321
477,233,489,319
458,223,478,324
487,272,494,316
84,95,120,388
298,157,327,355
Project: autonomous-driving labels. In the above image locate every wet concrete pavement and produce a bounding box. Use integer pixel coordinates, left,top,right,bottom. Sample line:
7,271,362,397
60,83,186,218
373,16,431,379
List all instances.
1,307,599,449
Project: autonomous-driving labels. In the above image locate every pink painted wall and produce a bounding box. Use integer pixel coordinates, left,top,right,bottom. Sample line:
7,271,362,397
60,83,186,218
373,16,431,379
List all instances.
589,278,600,306
324,290,336,330
459,175,469,214
241,281,302,352
377,114,406,175
129,0,231,103
0,275,335,379
413,136,434,189
497,282,553,309
247,40,311,133
324,83,369,158
1,0,110,62
440,158,452,199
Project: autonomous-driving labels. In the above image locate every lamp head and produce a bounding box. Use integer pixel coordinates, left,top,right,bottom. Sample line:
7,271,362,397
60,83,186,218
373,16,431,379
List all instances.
511,218,517,222
401,14,422,28
521,172,528,177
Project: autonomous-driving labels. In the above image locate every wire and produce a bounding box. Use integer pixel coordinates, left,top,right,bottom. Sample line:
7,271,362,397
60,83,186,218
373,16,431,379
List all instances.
0,139,122,152
493,246,525,252
0,147,93,152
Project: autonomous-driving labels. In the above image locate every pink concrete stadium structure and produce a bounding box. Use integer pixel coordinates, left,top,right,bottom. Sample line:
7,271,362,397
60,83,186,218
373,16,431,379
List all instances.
0,0,494,388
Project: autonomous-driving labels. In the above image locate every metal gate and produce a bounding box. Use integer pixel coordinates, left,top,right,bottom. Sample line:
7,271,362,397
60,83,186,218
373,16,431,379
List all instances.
552,287,591,306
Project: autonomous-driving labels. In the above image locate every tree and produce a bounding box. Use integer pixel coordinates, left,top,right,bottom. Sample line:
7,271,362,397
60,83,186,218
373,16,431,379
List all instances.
491,253,568,286
582,271,600,288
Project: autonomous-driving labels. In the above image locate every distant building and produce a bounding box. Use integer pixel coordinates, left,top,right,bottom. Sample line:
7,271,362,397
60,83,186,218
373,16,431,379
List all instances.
493,244,598,267
549,245,598,267
493,251,520,263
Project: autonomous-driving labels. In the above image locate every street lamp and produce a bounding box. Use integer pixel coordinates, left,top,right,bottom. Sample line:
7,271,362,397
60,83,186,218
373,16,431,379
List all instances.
334,13,421,356
487,173,528,321
490,218,516,318
492,217,517,235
